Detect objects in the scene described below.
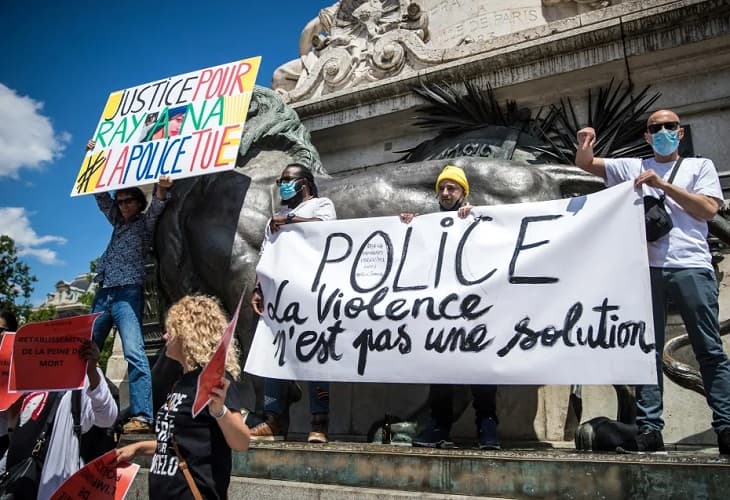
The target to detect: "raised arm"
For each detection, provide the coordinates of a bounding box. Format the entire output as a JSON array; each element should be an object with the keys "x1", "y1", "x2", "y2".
[
  {"x1": 87, "y1": 139, "x2": 120, "y2": 225},
  {"x1": 79, "y1": 340, "x2": 118, "y2": 430},
  {"x1": 95, "y1": 192, "x2": 119, "y2": 224},
  {"x1": 144, "y1": 176, "x2": 173, "y2": 234},
  {"x1": 575, "y1": 127, "x2": 607, "y2": 179}
]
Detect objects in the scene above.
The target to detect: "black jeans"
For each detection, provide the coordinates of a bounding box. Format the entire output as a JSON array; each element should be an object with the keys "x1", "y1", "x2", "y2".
[{"x1": 428, "y1": 384, "x2": 497, "y2": 426}]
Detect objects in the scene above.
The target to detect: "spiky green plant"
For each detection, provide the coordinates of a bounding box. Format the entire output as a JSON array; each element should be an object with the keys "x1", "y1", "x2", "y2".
[
  {"x1": 531, "y1": 79, "x2": 661, "y2": 164},
  {"x1": 411, "y1": 80, "x2": 530, "y2": 132},
  {"x1": 401, "y1": 78, "x2": 660, "y2": 164}
]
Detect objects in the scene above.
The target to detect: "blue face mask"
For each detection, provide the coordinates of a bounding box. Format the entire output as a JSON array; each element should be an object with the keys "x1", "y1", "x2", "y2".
[
  {"x1": 279, "y1": 180, "x2": 300, "y2": 201},
  {"x1": 651, "y1": 129, "x2": 680, "y2": 156}
]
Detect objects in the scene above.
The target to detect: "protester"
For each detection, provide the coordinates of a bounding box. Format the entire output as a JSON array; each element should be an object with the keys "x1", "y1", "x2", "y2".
[
  {"x1": 250, "y1": 163, "x2": 337, "y2": 443},
  {"x1": 0, "y1": 311, "x2": 17, "y2": 334},
  {"x1": 86, "y1": 139, "x2": 172, "y2": 434},
  {"x1": 116, "y1": 295, "x2": 249, "y2": 499},
  {"x1": 400, "y1": 165, "x2": 501, "y2": 450},
  {"x1": 575, "y1": 110, "x2": 730, "y2": 454},
  {"x1": 4, "y1": 340, "x2": 117, "y2": 499}
]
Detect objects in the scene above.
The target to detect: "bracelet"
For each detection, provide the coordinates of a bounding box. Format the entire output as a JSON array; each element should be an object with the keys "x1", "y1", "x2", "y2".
[{"x1": 211, "y1": 406, "x2": 228, "y2": 419}]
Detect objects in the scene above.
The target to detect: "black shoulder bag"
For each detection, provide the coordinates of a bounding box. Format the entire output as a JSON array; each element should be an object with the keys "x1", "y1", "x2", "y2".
[
  {"x1": 0, "y1": 392, "x2": 63, "y2": 500},
  {"x1": 644, "y1": 157, "x2": 684, "y2": 242}
]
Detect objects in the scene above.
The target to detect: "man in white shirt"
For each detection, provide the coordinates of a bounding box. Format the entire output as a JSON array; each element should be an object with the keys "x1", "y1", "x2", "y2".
[
  {"x1": 6, "y1": 340, "x2": 118, "y2": 498},
  {"x1": 575, "y1": 109, "x2": 730, "y2": 454},
  {"x1": 250, "y1": 163, "x2": 336, "y2": 444}
]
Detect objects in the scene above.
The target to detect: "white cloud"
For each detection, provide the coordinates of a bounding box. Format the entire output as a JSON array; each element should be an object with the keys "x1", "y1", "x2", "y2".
[
  {"x1": 18, "y1": 247, "x2": 61, "y2": 265},
  {"x1": 0, "y1": 83, "x2": 71, "y2": 178},
  {"x1": 0, "y1": 207, "x2": 66, "y2": 265}
]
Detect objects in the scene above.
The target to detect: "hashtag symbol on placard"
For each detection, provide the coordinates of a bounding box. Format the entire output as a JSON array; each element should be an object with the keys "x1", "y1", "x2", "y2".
[{"x1": 75, "y1": 152, "x2": 106, "y2": 194}]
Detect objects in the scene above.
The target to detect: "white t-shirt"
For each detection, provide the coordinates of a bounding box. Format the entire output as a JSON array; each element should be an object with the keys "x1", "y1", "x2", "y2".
[
  {"x1": 604, "y1": 157, "x2": 723, "y2": 270},
  {"x1": 261, "y1": 197, "x2": 337, "y2": 253},
  {"x1": 16, "y1": 370, "x2": 118, "y2": 500}
]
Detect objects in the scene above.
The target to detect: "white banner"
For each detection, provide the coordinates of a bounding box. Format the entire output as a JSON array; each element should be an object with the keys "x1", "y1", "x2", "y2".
[{"x1": 245, "y1": 182, "x2": 657, "y2": 385}]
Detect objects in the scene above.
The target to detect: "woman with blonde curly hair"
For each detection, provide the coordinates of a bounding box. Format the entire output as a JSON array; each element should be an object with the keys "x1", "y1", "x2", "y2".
[{"x1": 116, "y1": 295, "x2": 250, "y2": 499}]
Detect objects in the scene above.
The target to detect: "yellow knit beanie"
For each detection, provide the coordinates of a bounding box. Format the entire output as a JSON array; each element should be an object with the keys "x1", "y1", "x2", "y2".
[{"x1": 435, "y1": 165, "x2": 469, "y2": 197}]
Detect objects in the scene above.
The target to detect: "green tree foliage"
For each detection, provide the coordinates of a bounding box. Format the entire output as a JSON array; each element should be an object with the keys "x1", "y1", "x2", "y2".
[
  {"x1": 27, "y1": 305, "x2": 58, "y2": 322},
  {"x1": 0, "y1": 235, "x2": 37, "y2": 321},
  {"x1": 78, "y1": 259, "x2": 99, "y2": 310}
]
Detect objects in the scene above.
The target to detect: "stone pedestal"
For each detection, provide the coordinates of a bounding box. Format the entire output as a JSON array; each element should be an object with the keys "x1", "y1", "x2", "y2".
[
  {"x1": 105, "y1": 332, "x2": 129, "y2": 409},
  {"x1": 271, "y1": 0, "x2": 730, "y2": 445}
]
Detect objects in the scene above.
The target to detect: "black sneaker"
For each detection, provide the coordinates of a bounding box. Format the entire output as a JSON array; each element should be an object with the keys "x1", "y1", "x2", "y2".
[
  {"x1": 413, "y1": 420, "x2": 454, "y2": 448},
  {"x1": 477, "y1": 417, "x2": 500, "y2": 450},
  {"x1": 719, "y1": 429, "x2": 730, "y2": 455},
  {"x1": 616, "y1": 429, "x2": 664, "y2": 453}
]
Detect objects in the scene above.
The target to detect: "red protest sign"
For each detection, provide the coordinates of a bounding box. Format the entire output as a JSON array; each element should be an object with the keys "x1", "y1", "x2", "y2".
[
  {"x1": 191, "y1": 296, "x2": 243, "y2": 417},
  {"x1": 9, "y1": 314, "x2": 98, "y2": 392},
  {"x1": 0, "y1": 333, "x2": 22, "y2": 411},
  {"x1": 50, "y1": 449, "x2": 140, "y2": 500}
]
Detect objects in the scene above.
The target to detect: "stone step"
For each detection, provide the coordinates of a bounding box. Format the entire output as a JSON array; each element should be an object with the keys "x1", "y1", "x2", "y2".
[
  {"x1": 125, "y1": 474, "x2": 498, "y2": 499},
  {"x1": 123, "y1": 436, "x2": 730, "y2": 498}
]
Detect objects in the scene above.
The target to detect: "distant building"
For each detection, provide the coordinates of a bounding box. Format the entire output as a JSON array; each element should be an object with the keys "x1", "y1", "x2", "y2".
[{"x1": 37, "y1": 272, "x2": 97, "y2": 318}]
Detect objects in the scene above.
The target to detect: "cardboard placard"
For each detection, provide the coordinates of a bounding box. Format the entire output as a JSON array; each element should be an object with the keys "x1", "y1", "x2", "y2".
[
  {"x1": 191, "y1": 295, "x2": 243, "y2": 417},
  {"x1": 9, "y1": 314, "x2": 98, "y2": 392},
  {"x1": 72, "y1": 56, "x2": 261, "y2": 196},
  {"x1": 50, "y1": 450, "x2": 140, "y2": 500},
  {"x1": 0, "y1": 333, "x2": 22, "y2": 411}
]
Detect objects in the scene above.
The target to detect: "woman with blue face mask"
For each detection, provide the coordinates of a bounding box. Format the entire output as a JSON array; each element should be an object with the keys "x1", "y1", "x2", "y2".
[{"x1": 250, "y1": 163, "x2": 337, "y2": 444}]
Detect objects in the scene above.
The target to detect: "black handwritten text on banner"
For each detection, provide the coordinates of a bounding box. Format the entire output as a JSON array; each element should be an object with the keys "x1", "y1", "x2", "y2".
[{"x1": 245, "y1": 182, "x2": 656, "y2": 385}]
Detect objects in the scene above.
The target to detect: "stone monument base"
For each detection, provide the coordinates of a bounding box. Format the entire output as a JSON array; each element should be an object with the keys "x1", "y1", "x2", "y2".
[{"x1": 121, "y1": 437, "x2": 730, "y2": 499}]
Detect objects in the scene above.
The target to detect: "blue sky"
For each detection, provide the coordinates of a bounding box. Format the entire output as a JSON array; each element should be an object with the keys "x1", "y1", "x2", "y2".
[{"x1": 0, "y1": 0, "x2": 332, "y2": 305}]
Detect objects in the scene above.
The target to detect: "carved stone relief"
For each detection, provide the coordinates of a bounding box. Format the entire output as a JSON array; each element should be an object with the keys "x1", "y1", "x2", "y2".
[{"x1": 272, "y1": 0, "x2": 617, "y2": 103}]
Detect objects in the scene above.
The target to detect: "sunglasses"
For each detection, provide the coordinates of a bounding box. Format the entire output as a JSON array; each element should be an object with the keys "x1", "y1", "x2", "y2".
[
  {"x1": 438, "y1": 183, "x2": 462, "y2": 194},
  {"x1": 275, "y1": 176, "x2": 302, "y2": 186},
  {"x1": 116, "y1": 197, "x2": 137, "y2": 206},
  {"x1": 647, "y1": 122, "x2": 680, "y2": 134}
]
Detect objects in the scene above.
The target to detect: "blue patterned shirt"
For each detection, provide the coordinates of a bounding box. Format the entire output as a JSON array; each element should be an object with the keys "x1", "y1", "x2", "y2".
[{"x1": 94, "y1": 193, "x2": 167, "y2": 288}]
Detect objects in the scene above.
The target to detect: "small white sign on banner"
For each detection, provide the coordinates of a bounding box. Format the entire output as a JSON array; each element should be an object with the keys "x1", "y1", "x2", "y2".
[{"x1": 245, "y1": 182, "x2": 657, "y2": 385}]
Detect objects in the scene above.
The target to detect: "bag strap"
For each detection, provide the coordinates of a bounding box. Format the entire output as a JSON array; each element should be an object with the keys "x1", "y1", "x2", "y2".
[
  {"x1": 171, "y1": 437, "x2": 203, "y2": 500},
  {"x1": 666, "y1": 157, "x2": 684, "y2": 185},
  {"x1": 71, "y1": 390, "x2": 82, "y2": 439},
  {"x1": 32, "y1": 392, "x2": 64, "y2": 462},
  {"x1": 71, "y1": 389, "x2": 83, "y2": 468}
]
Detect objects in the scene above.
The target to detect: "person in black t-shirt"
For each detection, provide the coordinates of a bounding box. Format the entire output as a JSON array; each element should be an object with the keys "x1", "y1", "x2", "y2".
[{"x1": 116, "y1": 296, "x2": 250, "y2": 499}]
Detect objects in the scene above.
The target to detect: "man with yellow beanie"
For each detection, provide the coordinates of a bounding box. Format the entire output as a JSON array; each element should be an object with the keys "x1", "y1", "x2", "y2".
[
  {"x1": 400, "y1": 164, "x2": 500, "y2": 450},
  {"x1": 436, "y1": 164, "x2": 470, "y2": 201}
]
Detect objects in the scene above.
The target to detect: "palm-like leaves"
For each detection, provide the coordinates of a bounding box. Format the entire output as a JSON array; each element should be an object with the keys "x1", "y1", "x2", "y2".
[
  {"x1": 412, "y1": 81, "x2": 530, "y2": 132},
  {"x1": 403, "y1": 79, "x2": 660, "y2": 164},
  {"x1": 532, "y1": 80, "x2": 661, "y2": 164}
]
